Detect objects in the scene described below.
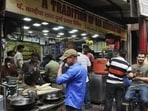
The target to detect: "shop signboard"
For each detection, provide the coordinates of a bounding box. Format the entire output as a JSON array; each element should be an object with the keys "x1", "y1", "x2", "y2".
[
  {"x1": 138, "y1": 0, "x2": 148, "y2": 17},
  {"x1": 5, "y1": 0, "x2": 127, "y2": 41}
]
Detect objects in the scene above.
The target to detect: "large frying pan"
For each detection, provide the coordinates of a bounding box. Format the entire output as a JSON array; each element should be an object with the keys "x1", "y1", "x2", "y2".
[
  {"x1": 42, "y1": 92, "x2": 65, "y2": 103},
  {"x1": 10, "y1": 97, "x2": 35, "y2": 109}
]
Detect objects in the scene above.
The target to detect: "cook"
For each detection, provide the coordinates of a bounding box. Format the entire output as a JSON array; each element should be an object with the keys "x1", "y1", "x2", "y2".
[{"x1": 22, "y1": 52, "x2": 45, "y2": 85}]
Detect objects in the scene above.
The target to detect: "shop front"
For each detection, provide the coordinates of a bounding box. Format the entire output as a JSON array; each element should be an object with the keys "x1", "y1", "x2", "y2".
[{"x1": 0, "y1": 0, "x2": 129, "y2": 109}]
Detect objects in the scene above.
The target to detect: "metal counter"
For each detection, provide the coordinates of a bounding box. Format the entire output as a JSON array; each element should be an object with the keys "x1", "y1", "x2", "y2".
[
  {"x1": 37, "y1": 99, "x2": 64, "y2": 111},
  {"x1": 6, "y1": 85, "x2": 65, "y2": 111},
  {"x1": 89, "y1": 73, "x2": 107, "y2": 104}
]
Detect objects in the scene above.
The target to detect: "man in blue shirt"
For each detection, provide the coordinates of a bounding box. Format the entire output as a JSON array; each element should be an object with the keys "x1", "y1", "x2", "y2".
[{"x1": 56, "y1": 49, "x2": 87, "y2": 111}]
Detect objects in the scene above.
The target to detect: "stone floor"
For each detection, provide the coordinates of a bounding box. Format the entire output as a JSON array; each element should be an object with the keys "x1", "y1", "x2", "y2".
[{"x1": 82, "y1": 104, "x2": 104, "y2": 111}]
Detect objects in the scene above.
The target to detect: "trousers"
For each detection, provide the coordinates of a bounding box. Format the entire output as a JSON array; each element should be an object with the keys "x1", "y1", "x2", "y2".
[
  {"x1": 125, "y1": 85, "x2": 148, "y2": 103},
  {"x1": 103, "y1": 83, "x2": 125, "y2": 111},
  {"x1": 66, "y1": 105, "x2": 82, "y2": 111}
]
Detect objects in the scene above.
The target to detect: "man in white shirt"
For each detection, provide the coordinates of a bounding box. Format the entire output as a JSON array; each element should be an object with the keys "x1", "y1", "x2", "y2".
[
  {"x1": 76, "y1": 47, "x2": 92, "y2": 109},
  {"x1": 14, "y1": 44, "x2": 24, "y2": 80}
]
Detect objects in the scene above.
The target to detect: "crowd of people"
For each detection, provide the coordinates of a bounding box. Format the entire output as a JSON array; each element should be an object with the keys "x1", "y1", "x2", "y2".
[
  {"x1": 103, "y1": 50, "x2": 148, "y2": 111},
  {"x1": 1, "y1": 44, "x2": 148, "y2": 111},
  {"x1": 1, "y1": 44, "x2": 94, "y2": 110}
]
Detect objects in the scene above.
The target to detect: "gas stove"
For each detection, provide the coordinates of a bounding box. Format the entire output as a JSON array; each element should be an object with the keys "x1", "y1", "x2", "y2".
[
  {"x1": 1, "y1": 82, "x2": 17, "y2": 97},
  {"x1": 7, "y1": 99, "x2": 64, "y2": 111},
  {"x1": 7, "y1": 107, "x2": 39, "y2": 111}
]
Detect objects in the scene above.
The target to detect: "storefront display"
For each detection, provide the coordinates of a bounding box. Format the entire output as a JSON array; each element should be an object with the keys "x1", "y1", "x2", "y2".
[
  {"x1": 7, "y1": 41, "x2": 41, "y2": 60},
  {"x1": 0, "y1": 0, "x2": 129, "y2": 108}
]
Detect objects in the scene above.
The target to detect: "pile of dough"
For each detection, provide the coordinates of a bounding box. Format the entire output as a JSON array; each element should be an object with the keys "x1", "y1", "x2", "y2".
[
  {"x1": 36, "y1": 83, "x2": 51, "y2": 91},
  {"x1": 36, "y1": 83, "x2": 52, "y2": 95},
  {"x1": 36, "y1": 83, "x2": 61, "y2": 95}
]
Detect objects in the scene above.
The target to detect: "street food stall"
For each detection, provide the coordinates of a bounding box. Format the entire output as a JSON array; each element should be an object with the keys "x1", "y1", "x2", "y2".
[
  {"x1": 1, "y1": 80, "x2": 65, "y2": 111},
  {"x1": 0, "y1": 0, "x2": 128, "y2": 109}
]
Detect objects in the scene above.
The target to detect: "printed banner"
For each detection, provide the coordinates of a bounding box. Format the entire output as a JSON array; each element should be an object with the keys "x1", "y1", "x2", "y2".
[{"x1": 5, "y1": 0, "x2": 127, "y2": 40}]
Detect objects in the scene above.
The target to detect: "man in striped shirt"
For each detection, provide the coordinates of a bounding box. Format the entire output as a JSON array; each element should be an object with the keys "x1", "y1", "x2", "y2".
[{"x1": 103, "y1": 49, "x2": 133, "y2": 111}]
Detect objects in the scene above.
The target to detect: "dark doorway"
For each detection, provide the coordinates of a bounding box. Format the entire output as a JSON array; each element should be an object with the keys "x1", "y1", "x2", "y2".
[{"x1": 131, "y1": 31, "x2": 139, "y2": 64}]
